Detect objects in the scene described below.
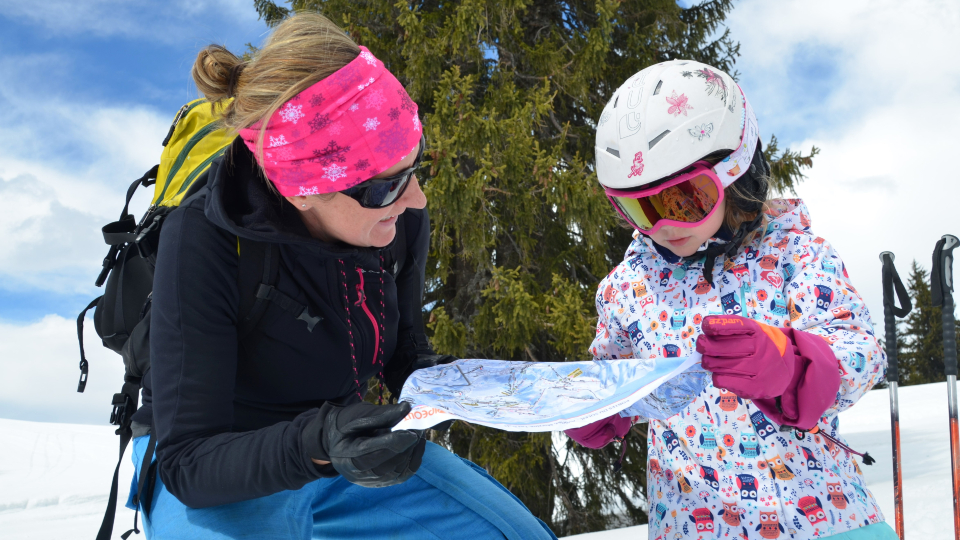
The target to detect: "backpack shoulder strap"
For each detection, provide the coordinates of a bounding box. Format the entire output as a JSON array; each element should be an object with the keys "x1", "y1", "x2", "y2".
[
  {"x1": 237, "y1": 237, "x2": 279, "y2": 335},
  {"x1": 236, "y1": 237, "x2": 324, "y2": 334}
]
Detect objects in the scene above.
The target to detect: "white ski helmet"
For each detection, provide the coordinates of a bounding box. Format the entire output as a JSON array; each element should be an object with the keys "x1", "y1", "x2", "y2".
[{"x1": 595, "y1": 60, "x2": 759, "y2": 190}]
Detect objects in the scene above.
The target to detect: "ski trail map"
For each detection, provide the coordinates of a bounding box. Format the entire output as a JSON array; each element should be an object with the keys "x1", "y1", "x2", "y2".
[{"x1": 393, "y1": 354, "x2": 700, "y2": 432}]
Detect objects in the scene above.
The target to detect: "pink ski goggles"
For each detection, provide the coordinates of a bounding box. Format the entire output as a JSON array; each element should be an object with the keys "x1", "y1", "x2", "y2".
[{"x1": 605, "y1": 162, "x2": 724, "y2": 234}]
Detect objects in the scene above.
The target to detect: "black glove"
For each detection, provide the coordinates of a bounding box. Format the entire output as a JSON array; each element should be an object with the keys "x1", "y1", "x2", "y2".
[{"x1": 310, "y1": 401, "x2": 425, "y2": 488}]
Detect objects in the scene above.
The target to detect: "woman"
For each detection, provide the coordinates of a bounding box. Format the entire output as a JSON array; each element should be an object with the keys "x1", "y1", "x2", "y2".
[
  {"x1": 565, "y1": 60, "x2": 896, "y2": 539},
  {"x1": 126, "y1": 12, "x2": 556, "y2": 540}
]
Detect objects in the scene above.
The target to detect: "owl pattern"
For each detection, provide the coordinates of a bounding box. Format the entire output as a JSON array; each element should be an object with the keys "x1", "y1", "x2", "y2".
[{"x1": 590, "y1": 200, "x2": 885, "y2": 538}]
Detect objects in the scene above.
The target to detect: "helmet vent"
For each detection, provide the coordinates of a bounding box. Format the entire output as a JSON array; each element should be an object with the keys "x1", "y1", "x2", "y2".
[
  {"x1": 614, "y1": 95, "x2": 619, "y2": 108},
  {"x1": 648, "y1": 130, "x2": 671, "y2": 149},
  {"x1": 605, "y1": 147, "x2": 621, "y2": 158},
  {"x1": 653, "y1": 80, "x2": 663, "y2": 95}
]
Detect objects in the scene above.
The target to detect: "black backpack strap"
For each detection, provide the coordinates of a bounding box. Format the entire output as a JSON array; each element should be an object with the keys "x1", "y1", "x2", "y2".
[
  {"x1": 95, "y1": 375, "x2": 141, "y2": 540},
  {"x1": 95, "y1": 426, "x2": 133, "y2": 540},
  {"x1": 237, "y1": 237, "x2": 280, "y2": 335},
  {"x1": 118, "y1": 431, "x2": 158, "y2": 540},
  {"x1": 254, "y1": 284, "x2": 323, "y2": 332},
  {"x1": 96, "y1": 166, "x2": 160, "y2": 281},
  {"x1": 76, "y1": 296, "x2": 102, "y2": 393},
  {"x1": 237, "y1": 237, "x2": 323, "y2": 334}
]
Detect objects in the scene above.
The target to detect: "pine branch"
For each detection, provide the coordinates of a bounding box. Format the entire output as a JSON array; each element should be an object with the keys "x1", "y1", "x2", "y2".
[
  {"x1": 763, "y1": 134, "x2": 820, "y2": 196},
  {"x1": 253, "y1": 0, "x2": 290, "y2": 26}
]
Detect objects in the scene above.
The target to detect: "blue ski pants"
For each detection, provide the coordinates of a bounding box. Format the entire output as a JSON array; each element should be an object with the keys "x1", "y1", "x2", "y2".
[{"x1": 126, "y1": 435, "x2": 557, "y2": 540}]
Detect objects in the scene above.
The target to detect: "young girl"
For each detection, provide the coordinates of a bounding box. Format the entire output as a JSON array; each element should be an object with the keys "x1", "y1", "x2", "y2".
[{"x1": 565, "y1": 61, "x2": 896, "y2": 539}]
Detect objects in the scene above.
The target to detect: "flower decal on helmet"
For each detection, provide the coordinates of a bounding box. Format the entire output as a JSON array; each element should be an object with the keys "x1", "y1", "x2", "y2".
[
  {"x1": 689, "y1": 123, "x2": 713, "y2": 141},
  {"x1": 627, "y1": 151, "x2": 644, "y2": 178},
  {"x1": 666, "y1": 90, "x2": 693, "y2": 117},
  {"x1": 681, "y1": 67, "x2": 729, "y2": 103}
]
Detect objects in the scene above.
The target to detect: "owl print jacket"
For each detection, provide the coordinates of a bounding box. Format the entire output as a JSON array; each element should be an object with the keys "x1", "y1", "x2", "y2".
[{"x1": 590, "y1": 199, "x2": 885, "y2": 539}]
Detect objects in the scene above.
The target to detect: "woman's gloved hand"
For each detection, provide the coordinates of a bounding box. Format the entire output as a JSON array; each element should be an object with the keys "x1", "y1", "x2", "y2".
[
  {"x1": 696, "y1": 315, "x2": 841, "y2": 431},
  {"x1": 308, "y1": 401, "x2": 425, "y2": 488},
  {"x1": 564, "y1": 414, "x2": 635, "y2": 449}
]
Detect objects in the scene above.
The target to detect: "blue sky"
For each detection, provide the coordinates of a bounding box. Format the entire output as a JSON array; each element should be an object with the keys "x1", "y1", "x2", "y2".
[
  {"x1": 1, "y1": 0, "x2": 957, "y2": 424},
  {"x1": 0, "y1": 1, "x2": 267, "y2": 321}
]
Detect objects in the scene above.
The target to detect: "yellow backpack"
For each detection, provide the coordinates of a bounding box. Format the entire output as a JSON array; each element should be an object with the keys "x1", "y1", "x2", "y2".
[{"x1": 153, "y1": 98, "x2": 237, "y2": 208}]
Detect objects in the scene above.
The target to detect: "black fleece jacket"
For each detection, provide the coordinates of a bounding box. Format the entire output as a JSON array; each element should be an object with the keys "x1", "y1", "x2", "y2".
[{"x1": 135, "y1": 139, "x2": 431, "y2": 508}]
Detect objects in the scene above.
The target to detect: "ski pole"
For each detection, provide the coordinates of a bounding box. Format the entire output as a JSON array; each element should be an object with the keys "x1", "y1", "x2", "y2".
[
  {"x1": 881, "y1": 251, "x2": 912, "y2": 540},
  {"x1": 932, "y1": 234, "x2": 960, "y2": 540}
]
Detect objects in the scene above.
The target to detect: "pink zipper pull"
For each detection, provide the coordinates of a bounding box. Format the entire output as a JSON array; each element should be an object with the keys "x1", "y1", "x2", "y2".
[{"x1": 354, "y1": 267, "x2": 380, "y2": 365}]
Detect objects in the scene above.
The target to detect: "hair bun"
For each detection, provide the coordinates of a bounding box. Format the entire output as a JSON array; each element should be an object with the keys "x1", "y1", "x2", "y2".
[{"x1": 192, "y1": 45, "x2": 242, "y2": 103}]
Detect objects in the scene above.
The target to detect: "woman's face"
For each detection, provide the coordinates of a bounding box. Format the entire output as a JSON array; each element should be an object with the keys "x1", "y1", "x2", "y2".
[
  {"x1": 286, "y1": 146, "x2": 427, "y2": 247},
  {"x1": 648, "y1": 198, "x2": 726, "y2": 257}
]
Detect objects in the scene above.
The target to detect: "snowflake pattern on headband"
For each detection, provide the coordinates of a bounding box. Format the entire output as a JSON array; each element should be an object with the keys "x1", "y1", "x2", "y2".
[
  {"x1": 323, "y1": 163, "x2": 348, "y2": 182},
  {"x1": 375, "y1": 122, "x2": 412, "y2": 156},
  {"x1": 238, "y1": 46, "x2": 420, "y2": 196},
  {"x1": 364, "y1": 89, "x2": 386, "y2": 110},
  {"x1": 398, "y1": 89, "x2": 416, "y2": 113},
  {"x1": 312, "y1": 140, "x2": 350, "y2": 166},
  {"x1": 278, "y1": 103, "x2": 304, "y2": 124},
  {"x1": 308, "y1": 113, "x2": 331, "y2": 134},
  {"x1": 360, "y1": 50, "x2": 377, "y2": 65}
]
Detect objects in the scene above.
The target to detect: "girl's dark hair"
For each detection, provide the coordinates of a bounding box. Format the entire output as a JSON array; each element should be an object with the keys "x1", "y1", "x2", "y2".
[
  {"x1": 723, "y1": 155, "x2": 769, "y2": 230},
  {"x1": 695, "y1": 141, "x2": 771, "y2": 283}
]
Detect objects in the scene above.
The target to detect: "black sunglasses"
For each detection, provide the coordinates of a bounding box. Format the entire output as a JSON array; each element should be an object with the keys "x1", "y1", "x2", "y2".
[{"x1": 341, "y1": 135, "x2": 425, "y2": 209}]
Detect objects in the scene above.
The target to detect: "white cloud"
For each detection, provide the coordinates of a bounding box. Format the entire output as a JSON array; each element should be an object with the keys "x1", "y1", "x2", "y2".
[
  {"x1": 0, "y1": 315, "x2": 125, "y2": 425},
  {"x1": 0, "y1": 51, "x2": 170, "y2": 293},
  {"x1": 0, "y1": 174, "x2": 117, "y2": 294},
  {"x1": 0, "y1": 0, "x2": 262, "y2": 44},
  {"x1": 726, "y1": 0, "x2": 960, "y2": 334}
]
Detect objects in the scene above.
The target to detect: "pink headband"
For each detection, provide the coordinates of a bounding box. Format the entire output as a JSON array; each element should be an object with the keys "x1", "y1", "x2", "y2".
[{"x1": 239, "y1": 46, "x2": 421, "y2": 197}]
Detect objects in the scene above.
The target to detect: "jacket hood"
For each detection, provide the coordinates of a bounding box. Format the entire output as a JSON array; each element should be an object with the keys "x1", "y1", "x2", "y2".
[
  {"x1": 623, "y1": 198, "x2": 812, "y2": 262},
  {"x1": 204, "y1": 137, "x2": 387, "y2": 257}
]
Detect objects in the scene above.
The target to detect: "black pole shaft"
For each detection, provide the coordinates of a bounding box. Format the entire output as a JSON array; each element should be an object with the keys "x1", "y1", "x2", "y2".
[
  {"x1": 946, "y1": 286, "x2": 957, "y2": 378},
  {"x1": 933, "y1": 234, "x2": 959, "y2": 540},
  {"x1": 881, "y1": 251, "x2": 906, "y2": 539}
]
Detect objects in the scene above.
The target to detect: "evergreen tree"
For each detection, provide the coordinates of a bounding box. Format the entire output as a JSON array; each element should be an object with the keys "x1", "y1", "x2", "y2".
[
  {"x1": 254, "y1": 1, "x2": 817, "y2": 533},
  {"x1": 898, "y1": 261, "x2": 960, "y2": 386}
]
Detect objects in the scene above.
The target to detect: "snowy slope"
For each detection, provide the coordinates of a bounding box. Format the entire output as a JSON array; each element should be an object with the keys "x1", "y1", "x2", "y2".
[{"x1": 0, "y1": 382, "x2": 953, "y2": 539}]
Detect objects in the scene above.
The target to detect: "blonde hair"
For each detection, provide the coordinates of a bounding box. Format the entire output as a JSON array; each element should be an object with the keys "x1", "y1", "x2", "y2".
[{"x1": 191, "y1": 12, "x2": 360, "y2": 164}]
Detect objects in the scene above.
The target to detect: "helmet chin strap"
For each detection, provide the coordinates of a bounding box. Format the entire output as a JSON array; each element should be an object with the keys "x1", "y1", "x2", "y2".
[{"x1": 694, "y1": 211, "x2": 766, "y2": 286}]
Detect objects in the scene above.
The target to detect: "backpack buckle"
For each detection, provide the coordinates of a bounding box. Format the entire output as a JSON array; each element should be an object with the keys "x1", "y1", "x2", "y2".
[
  {"x1": 135, "y1": 215, "x2": 164, "y2": 259},
  {"x1": 110, "y1": 392, "x2": 135, "y2": 427}
]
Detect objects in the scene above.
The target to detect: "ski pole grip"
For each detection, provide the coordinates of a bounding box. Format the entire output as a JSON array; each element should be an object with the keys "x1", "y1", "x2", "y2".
[
  {"x1": 933, "y1": 235, "x2": 958, "y2": 377},
  {"x1": 880, "y1": 252, "x2": 900, "y2": 383}
]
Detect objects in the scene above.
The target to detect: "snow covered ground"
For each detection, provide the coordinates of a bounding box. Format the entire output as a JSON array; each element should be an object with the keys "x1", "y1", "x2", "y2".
[{"x1": 0, "y1": 382, "x2": 953, "y2": 539}]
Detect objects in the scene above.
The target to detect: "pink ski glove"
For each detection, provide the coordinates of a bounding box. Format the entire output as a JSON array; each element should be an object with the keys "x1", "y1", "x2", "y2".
[
  {"x1": 564, "y1": 414, "x2": 634, "y2": 449},
  {"x1": 696, "y1": 315, "x2": 841, "y2": 431}
]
